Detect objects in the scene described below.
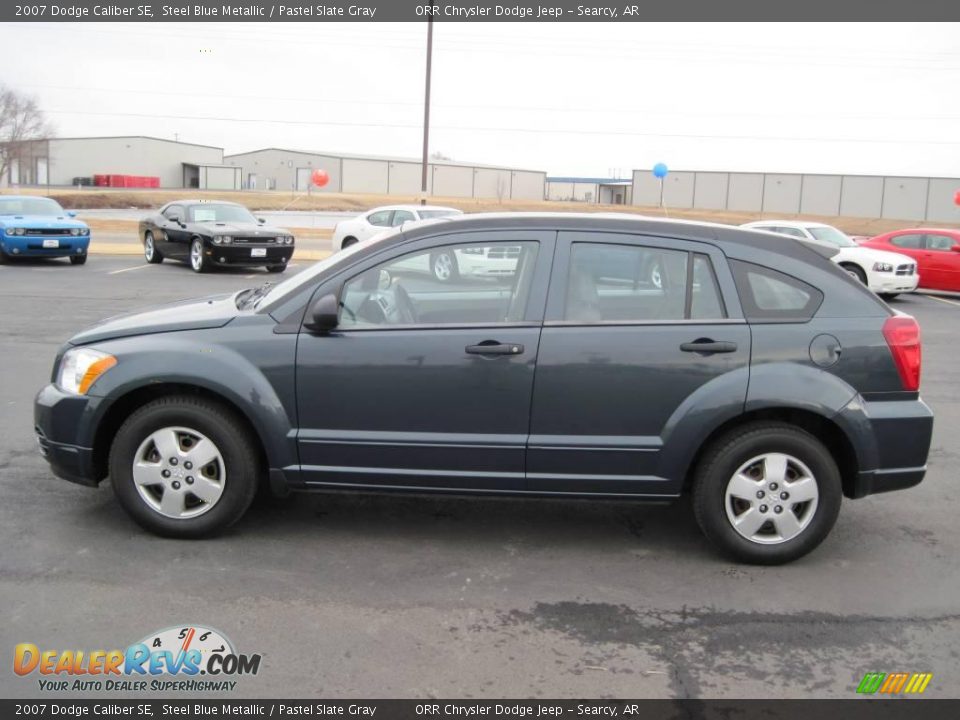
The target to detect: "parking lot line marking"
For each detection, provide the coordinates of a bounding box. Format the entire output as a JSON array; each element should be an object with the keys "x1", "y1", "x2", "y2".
[
  {"x1": 108, "y1": 264, "x2": 150, "y2": 275},
  {"x1": 925, "y1": 295, "x2": 960, "y2": 308}
]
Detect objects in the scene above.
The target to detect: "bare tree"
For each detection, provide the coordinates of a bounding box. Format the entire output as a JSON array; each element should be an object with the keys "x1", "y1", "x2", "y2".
[
  {"x1": 429, "y1": 151, "x2": 452, "y2": 161},
  {"x1": 0, "y1": 86, "x2": 51, "y2": 185}
]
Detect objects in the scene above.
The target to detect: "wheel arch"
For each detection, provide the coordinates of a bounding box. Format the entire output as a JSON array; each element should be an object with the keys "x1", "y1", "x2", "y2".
[
  {"x1": 91, "y1": 382, "x2": 274, "y2": 493},
  {"x1": 681, "y1": 407, "x2": 861, "y2": 499}
]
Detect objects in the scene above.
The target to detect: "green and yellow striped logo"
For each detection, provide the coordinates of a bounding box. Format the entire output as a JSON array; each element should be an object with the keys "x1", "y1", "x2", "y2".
[{"x1": 857, "y1": 672, "x2": 933, "y2": 694}]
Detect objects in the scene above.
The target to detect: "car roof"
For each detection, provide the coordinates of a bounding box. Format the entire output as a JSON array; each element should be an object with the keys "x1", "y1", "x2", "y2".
[
  {"x1": 885, "y1": 227, "x2": 960, "y2": 234},
  {"x1": 164, "y1": 200, "x2": 243, "y2": 207},
  {"x1": 368, "y1": 204, "x2": 461, "y2": 213},
  {"x1": 743, "y1": 220, "x2": 833, "y2": 229},
  {"x1": 0, "y1": 195, "x2": 59, "y2": 201}
]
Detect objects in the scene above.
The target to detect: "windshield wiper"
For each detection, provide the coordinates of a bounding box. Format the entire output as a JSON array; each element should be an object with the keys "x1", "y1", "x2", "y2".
[{"x1": 238, "y1": 282, "x2": 275, "y2": 309}]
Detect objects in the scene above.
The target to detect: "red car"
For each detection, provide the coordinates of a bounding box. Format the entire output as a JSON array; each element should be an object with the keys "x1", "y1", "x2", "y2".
[{"x1": 862, "y1": 228, "x2": 960, "y2": 292}]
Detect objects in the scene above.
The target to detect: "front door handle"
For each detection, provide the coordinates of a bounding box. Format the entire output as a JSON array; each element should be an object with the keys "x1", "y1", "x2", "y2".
[
  {"x1": 466, "y1": 341, "x2": 524, "y2": 356},
  {"x1": 680, "y1": 339, "x2": 737, "y2": 354}
]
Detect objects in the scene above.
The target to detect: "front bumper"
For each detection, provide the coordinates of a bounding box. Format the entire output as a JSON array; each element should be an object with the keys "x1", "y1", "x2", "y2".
[
  {"x1": 1, "y1": 235, "x2": 90, "y2": 258},
  {"x1": 34, "y1": 383, "x2": 107, "y2": 487},
  {"x1": 205, "y1": 244, "x2": 294, "y2": 267},
  {"x1": 868, "y1": 270, "x2": 919, "y2": 294},
  {"x1": 837, "y1": 395, "x2": 934, "y2": 498}
]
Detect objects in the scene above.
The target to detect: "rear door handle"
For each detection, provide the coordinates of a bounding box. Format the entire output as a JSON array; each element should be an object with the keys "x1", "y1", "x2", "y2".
[
  {"x1": 466, "y1": 341, "x2": 524, "y2": 356},
  {"x1": 680, "y1": 339, "x2": 737, "y2": 354}
]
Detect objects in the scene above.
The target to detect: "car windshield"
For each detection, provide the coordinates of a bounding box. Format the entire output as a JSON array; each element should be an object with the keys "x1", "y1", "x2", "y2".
[
  {"x1": 0, "y1": 197, "x2": 67, "y2": 216},
  {"x1": 188, "y1": 203, "x2": 257, "y2": 224},
  {"x1": 418, "y1": 209, "x2": 462, "y2": 219},
  {"x1": 807, "y1": 226, "x2": 856, "y2": 248}
]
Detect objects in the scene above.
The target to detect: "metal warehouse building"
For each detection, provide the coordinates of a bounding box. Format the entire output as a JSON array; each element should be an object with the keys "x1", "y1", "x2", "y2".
[
  {"x1": 546, "y1": 176, "x2": 633, "y2": 205},
  {"x1": 631, "y1": 169, "x2": 960, "y2": 223},
  {"x1": 1, "y1": 136, "x2": 232, "y2": 189},
  {"x1": 222, "y1": 148, "x2": 547, "y2": 200}
]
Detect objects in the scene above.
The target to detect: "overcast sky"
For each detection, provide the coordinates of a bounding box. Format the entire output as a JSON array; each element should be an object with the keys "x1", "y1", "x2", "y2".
[{"x1": 2, "y1": 22, "x2": 959, "y2": 178}]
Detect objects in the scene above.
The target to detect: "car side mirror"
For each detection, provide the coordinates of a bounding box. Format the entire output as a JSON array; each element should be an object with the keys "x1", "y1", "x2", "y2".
[
  {"x1": 306, "y1": 293, "x2": 340, "y2": 333},
  {"x1": 257, "y1": 217, "x2": 266, "y2": 224},
  {"x1": 168, "y1": 215, "x2": 180, "y2": 224},
  {"x1": 950, "y1": 245, "x2": 960, "y2": 253},
  {"x1": 66, "y1": 211, "x2": 77, "y2": 218}
]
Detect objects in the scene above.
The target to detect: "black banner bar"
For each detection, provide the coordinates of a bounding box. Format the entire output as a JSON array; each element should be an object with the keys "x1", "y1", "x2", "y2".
[
  {"x1": 2, "y1": 700, "x2": 960, "y2": 719},
  {"x1": 2, "y1": 0, "x2": 960, "y2": 22}
]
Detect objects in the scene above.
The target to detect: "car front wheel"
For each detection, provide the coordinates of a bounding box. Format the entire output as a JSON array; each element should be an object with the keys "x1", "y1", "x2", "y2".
[
  {"x1": 267, "y1": 264, "x2": 286, "y2": 273},
  {"x1": 190, "y1": 238, "x2": 208, "y2": 273},
  {"x1": 430, "y1": 250, "x2": 459, "y2": 282},
  {"x1": 692, "y1": 422, "x2": 842, "y2": 564},
  {"x1": 109, "y1": 396, "x2": 259, "y2": 538},
  {"x1": 840, "y1": 263, "x2": 867, "y2": 285},
  {"x1": 69, "y1": 254, "x2": 87, "y2": 265},
  {"x1": 144, "y1": 232, "x2": 163, "y2": 264}
]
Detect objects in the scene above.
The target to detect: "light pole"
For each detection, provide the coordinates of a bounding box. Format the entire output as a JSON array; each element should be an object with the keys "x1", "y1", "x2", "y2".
[{"x1": 420, "y1": 17, "x2": 433, "y2": 206}]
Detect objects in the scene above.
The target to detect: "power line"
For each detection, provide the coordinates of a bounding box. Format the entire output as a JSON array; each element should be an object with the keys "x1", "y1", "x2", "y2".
[{"x1": 43, "y1": 108, "x2": 960, "y2": 145}]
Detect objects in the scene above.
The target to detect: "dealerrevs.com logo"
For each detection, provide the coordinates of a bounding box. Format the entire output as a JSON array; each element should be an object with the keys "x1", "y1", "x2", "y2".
[{"x1": 14, "y1": 625, "x2": 262, "y2": 693}]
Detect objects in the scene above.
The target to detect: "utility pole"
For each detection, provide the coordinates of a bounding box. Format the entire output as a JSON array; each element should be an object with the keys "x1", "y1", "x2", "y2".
[{"x1": 420, "y1": 17, "x2": 433, "y2": 206}]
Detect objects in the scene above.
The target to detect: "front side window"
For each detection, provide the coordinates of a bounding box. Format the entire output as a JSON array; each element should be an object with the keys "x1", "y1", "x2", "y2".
[
  {"x1": 563, "y1": 243, "x2": 726, "y2": 323},
  {"x1": 730, "y1": 260, "x2": 823, "y2": 321},
  {"x1": 391, "y1": 210, "x2": 416, "y2": 226},
  {"x1": 339, "y1": 241, "x2": 539, "y2": 328},
  {"x1": 164, "y1": 205, "x2": 185, "y2": 221},
  {"x1": 366, "y1": 210, "x2": 393, "y2": 227},
  {"x1": 890, "y1": 233, "x2": 923, "y2": 249},
  {"x1": 926, "y1": 234, "x2": 958, "y2": 252}
]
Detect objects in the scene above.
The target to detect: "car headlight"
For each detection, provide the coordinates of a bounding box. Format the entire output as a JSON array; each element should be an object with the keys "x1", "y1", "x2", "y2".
[
  {"x1": 57, "y1": 348, "x2": 117, "y2": 396},
  {"x1": 80, "y1": 228, "x2": 90, "y2": 236},
  {"x1": 285, "y1": 236, "x2": 294, "y2": 245},
  {"x1": 213, "y1": 237, "x2": 222, "y2": 245},
  {"x1": 70, "y1": 228, "x2": 80, "y2": 236},
  {"x1": 873, "y1": 262, "x2": 894, "y2": 273},
  {"x1": 3, "y1": 228, "x2": 13, "y2": 236},
  {"x1": 14, "y1": 227, "x2": 25, "y2": 236},
  {"x1": 222, "y1": 236, "x2": 232, "y2": 244}
]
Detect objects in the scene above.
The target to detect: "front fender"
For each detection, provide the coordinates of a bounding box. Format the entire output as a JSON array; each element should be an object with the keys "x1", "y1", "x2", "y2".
[{"x1": 85, "y1": 323, "x2": 299, "y2": 476}]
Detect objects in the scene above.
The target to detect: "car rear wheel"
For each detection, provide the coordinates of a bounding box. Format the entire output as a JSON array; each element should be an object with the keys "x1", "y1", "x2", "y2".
[
  {"x1": 109, "y1": 396, "x2": 259, "y2": 538},
  {"x1": 69, "y1": 255, "x2": 87, "y2": 265},
  {"x1": 840, "y1": 263, "x2": 867, "y2": 285},
  {"x1": 342, "y1": 237, "x2": 358, "y2": 250},
  {"x1": 879, "y1": 293, "x2": 899, "y2": 301},
  {"x1": 190, "y1": 238, "x2": 208, "y2": 273},
  {"x1": 430, "y1": 250, "x2": 459, "y2": 282},
  {"x1": 692, "y1": 422, "x2": 842, "y2": 565},
  {"x1": 144, "y1": 232, "x2": 163, "y2": 264},
  {"x1": 267, "y1": 264, "x2": 286, "y2": 273}
]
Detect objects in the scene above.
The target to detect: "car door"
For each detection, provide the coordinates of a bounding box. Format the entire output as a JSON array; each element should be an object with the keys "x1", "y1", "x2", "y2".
[
  {"x1": 294, "y1": 229, "x2": 554, "y2": 490},
  {"x1": 160, "y1": 204, "x2": 188, "y2": 258},
  {"x1": 527, "y1": 231, "x2": 750, "y2": 496},
  {"x1": 921, "y1": 233, "x2": 960, "y2": 291}
]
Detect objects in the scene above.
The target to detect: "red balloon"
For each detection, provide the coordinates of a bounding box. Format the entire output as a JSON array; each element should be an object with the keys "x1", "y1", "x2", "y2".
[
  {"x1": 954, "y1": 189, "x2": 960, "y2": 206},
  {"x1": 311, "y1": 169, "x2": 329, "y2": 187}
]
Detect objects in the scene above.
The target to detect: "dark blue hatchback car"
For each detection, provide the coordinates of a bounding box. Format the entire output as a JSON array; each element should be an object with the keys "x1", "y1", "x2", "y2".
[
  {"x1": 0, "y1": 195, "x2": 90, "y2": 264},
  {"x1": 34, "y1": 213, "x2": 933, "y2": 563}
]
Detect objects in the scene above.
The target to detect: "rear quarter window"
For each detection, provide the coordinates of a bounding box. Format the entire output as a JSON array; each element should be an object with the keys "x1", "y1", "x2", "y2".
[{"x1": 730, "y1": 260, "x2": 823, "y2": 322}]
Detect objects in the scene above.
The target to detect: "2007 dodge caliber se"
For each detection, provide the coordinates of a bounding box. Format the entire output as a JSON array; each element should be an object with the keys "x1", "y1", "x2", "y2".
[{"x1": 35, "y1": 214, "x2": 933, "y2": 564}]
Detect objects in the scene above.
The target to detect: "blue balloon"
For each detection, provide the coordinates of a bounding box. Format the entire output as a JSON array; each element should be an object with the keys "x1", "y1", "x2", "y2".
[{"x1": 652, "y1": 163, "x2": 669, "y2": 179}]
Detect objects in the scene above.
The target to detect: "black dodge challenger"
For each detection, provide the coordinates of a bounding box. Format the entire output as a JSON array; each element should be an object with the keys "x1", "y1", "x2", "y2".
[{"x1": 138, "y1": 200, "x2": 295, "y2": 273}]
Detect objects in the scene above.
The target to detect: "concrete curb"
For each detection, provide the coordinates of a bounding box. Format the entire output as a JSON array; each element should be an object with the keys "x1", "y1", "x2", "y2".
[{"x1": 89, "y1": 244, "x2": 331, "y2": 261}]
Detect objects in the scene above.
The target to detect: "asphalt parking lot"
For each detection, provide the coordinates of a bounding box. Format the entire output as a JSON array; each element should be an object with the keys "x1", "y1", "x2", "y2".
[{"x1": 2, "y1": 255, "x2": 959, "y2": 698}]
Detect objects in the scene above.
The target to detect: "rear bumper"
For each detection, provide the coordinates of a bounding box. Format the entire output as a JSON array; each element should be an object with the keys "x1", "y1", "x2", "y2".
[{"x1": 837, "y1": 395, "x2": 934, "y2": 498}]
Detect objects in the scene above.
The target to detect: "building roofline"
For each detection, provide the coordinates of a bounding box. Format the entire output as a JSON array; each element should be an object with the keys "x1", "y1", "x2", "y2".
[
  {"x1": 631, "y1": 168, "x2": 960, "y2": 182},
  {"x1": 51, "y1": 135, "x2": 224, "y2": 150},
  {"x1": 547, "y1": 176, "x2": 632, "y2": 184},
  {"x1": 222, "y1": 147, "x2": 545, "y2": 174}
]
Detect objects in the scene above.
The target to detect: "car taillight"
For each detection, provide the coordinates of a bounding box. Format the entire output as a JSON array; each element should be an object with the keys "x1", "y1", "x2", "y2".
[{"x1": 882, "y1": 315, "x2": 921, "y2": 391}]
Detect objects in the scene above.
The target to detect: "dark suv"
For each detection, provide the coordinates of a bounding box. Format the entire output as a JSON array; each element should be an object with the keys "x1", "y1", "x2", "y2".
[{"x1": 34, "y1": 214, "x2": 933, "y2": 564}]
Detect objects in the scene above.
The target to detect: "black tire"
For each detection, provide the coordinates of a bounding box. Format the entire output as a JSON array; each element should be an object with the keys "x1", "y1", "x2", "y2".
[
  {"x1": 189, "y1": 237, "x2": 208, "y2": 273},
  {"x1": 841, "y1": 263, "x2": 867, "y2": 285},
  {"x1": 144, "y1": 231, "x2": 163, "y2": 264},
  {"x1": 70, "y1": 254, "x2": 87, "y2": 265},
  {"x1": 879, "y1": 293, "x2": 899, "y2": 301},
  {"x1": 342, "y1": 237, "x2": 358, "y2": 250},
  {"x1": 108, "y1": 396, "x2": 260, "y2": 538},
  {"x1": 691, "y1": 422, "x2": 842, "y2": 565},
  {"x1": 430, "y1": 249, "x2": 460, "y2": 282},
  {"x1": 0, "y1": 246, "x2": 8, "y2": 264},
  {"x1": 266, "y1": 264, "x2": 286, "y2": 273}
]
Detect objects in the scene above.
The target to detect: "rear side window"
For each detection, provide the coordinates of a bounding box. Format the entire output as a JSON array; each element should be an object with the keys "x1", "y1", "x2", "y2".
[
  {"x1": 890, "y1": 233, "x2": 922, "y2": 249},
  {"x1": 563, "y1": 243, "x2": 727, "y2": 323},
  {"x1": 730, "y1": 260, "x2": 823, "y2": 321},
  {"x1": 926, "y1": 234, "x2": 957, "y2": 251}
]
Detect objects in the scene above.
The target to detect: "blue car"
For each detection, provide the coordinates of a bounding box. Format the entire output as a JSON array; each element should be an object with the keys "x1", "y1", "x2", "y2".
[{"x1": 0, "y1": 195, "x2": 90, "y2": 265}]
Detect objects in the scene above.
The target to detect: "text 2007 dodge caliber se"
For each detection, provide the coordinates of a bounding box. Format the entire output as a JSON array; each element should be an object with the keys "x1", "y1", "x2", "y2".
[{"x1": 35, "y1": 214, "x2": 934, "y2": 564}]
